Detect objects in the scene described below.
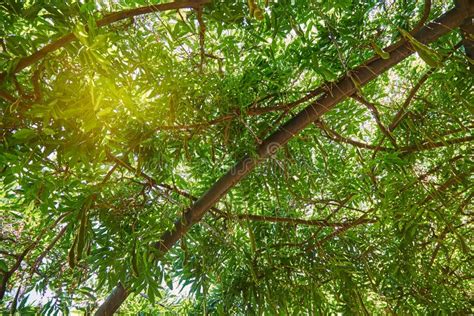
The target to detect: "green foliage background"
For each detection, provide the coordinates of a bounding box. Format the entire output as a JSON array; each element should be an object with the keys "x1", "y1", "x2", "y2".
[{"x1": 0, "y1": 0, "x2": 472, "y2": 314}]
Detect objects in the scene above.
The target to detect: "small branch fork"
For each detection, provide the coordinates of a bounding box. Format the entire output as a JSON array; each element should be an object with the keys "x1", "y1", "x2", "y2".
[
  {"x1": 106, "y1": 150, "x2": 366, "y2": 228},
  {"x1": 316, "y1": 118, "x2": 473, "y2": 154},
  {"x1": 351, "y1": 94, "x2": 398, "y2": 147}
]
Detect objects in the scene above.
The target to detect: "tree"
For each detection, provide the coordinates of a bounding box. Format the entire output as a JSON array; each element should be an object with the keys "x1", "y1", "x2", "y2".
[{"x1": 1, "y1": 0, "x2": 472, "y2": 314}]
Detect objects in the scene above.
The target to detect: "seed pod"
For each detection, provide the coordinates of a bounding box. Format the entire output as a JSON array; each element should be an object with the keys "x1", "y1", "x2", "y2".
[{"x1": 254, "y1": 8, "x2": 264, "y2": 21}]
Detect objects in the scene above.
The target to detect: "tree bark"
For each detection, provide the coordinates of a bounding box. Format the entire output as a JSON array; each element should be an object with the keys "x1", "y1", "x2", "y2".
[
  {"x1": 94, "y1": 283, "x2": 128, "y2": 316},
  {"x1": 457, "y1": 0, "x2": 474, "y2": 62},
  {"x1": 95, "y1": 4, "x2": 472, "y2": 315}
]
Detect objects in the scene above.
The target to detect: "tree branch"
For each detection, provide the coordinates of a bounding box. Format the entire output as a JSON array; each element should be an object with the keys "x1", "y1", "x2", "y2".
[
  {"x1": 389, "y1": 70, "x2": 434, "y2": 132},
  {"x1": 316, "y1": 119, "x2": 390, "y2": 151},
  {"x1": 0, "y1": 0, "x2": 211, "y2": 83},
  {"x1": 30, "y1": 224, "x2": 70, "y2": 274},
  {"x1": 236, "y1": 213, "x2": 376, "y2": 227},
  {"x1": 305, "y1": 214, "x2": 376, "y2": 251},
  {"x1": 400, "y1": 135, "x2": 473, "y2": 154},
  {"x1": 0, "y1": 90, "x2": 16, "y2": 103},
  {"x1": 351, "y1": 94, "x2": 398, "y2": 146},
  {"x1": 0, "y1": 212, "x2": 70, "y2": 300},
  {"x1": 196, "y1": 7, "x2": 206, "y2": 73},
  {"x1": 151, "y1": 88, "x2": 325, "y2": 132},
  {"x1": 420, "y1": 169, "x2": 471, "y2": 205}
]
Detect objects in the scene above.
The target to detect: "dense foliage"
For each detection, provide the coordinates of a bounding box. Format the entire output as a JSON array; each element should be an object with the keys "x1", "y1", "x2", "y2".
[{"x1": 0, "y1": 0, "x2": 472, "y2": 314}]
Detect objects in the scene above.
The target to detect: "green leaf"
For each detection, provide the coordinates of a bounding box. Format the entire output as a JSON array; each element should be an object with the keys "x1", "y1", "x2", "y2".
[
  {"x1": 43, "y1": 127, "x2": 56, "y2": 136},
  {"x1": 399, "y1": 28, "x2": 442, "y2": 67},
  {"x1": 13, "y1": 129, "x2": 36, "y2": 140},
  {"x1": 0, "y1": 260, "x2": 8, "y2": 272},
  {"x1": 371, "y1": 42, "x2": 390, "y2": 59}
]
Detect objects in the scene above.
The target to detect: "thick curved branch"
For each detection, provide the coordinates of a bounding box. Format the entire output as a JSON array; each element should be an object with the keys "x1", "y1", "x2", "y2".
[{"x1": 0, "y1": 0, "x2": 211, "y2": 83}]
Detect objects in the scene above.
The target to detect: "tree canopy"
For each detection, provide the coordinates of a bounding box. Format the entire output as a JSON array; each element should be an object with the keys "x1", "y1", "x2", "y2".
[{"x1": 0, "y1": 0, "x2": 473, "y2": 314}]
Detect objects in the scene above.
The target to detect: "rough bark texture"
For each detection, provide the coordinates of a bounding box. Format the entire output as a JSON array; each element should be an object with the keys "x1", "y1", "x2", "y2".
[
  {"x1": 457, "y1": 0, "x2": 474, "y2": 61},
  {"x1": 95, "y1": 3, "x2": 472, "y2": 315}
]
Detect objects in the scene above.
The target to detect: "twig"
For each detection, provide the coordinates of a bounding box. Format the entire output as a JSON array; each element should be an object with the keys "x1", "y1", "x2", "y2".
[
  {"x1": 316, "y1": 119, "x2": 389, "y2": 151},
  {"x1": 235, "y1": 213, "x2": 375, "y2": 227},
  {"x1": 196, "y1": 7, "x2": 206, "y2": 73},
  {"x1": 352, "y1": 94, "x2": 397, "y2": 147}
]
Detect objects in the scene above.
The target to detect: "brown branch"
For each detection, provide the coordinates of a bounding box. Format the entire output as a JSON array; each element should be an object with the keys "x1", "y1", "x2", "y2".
[
  {"x1": 389, "y1": 70, "x2": 434, "y2": 132},
  {"x1": 388, "y1": 41, "x2": 463, "y2": 134},
  {"x1": 0, "y1": 235, "x2": 16, "y2": 243},
  {"x1": 316, "y1": 119, "x2": 390, "y2": 151},
  {"x1": 0, "y1": 212, "x2": 70, "y2": 300},
  {"x1": 304, "y1": 161, "x2": 465, "y2": 252},
  {"x1": 10, "y1": 283, "x2": 21, "y2": 315},
  {"x1": 412, "y1": 0, "x2": 432, "y2": 34},
  {"x1": 420, "y1": 169, "x2": 471, "y2": 205},
  {"x1": 236, "y1": 213, "x2": 375, "y2": 227},
  {"x1": 456, "y1": 0, "x2": 474, "y2": 63},
  {"x1": 428, "y1": 226, "x2": 450, "y2": 268},
  {"x1": 30, "y1": 224, "x2": 70, "y2": 274},
  {"x1": 196, "y1": 7, "x2": 206, "y2": 73},
  {"x1": 460, "y1": 16, "x2": 474, "y2": 62},
  {"x1": 0, "y1": 90, "x2": 16, "y2": 103},
  {"x1": 32, "y1": 66, "x2": 43, "y2": 101},
  {"x1": 0, "y1": 250, "x2": 18, "y2": 258},
  {"x1": 400, "y1": 135, "x2": 474, "y2": 153},
  {"x1": 152, "y1": 88, "x2": 325, "y2": 132},
  {"x1": 97, "y1": 6, "x2": 471, "y2": 314},
  {"x1": 351, "y1": 94, "x2": 397, "y2": 146},
  {"x1": 306, "y1": 214, "x2": 376, "y2": 251},
  {"x1": 104, "y1": 150, "x2": 225, "y2": 217},
  {"x1": 318, "y1": 117, "x2": 471, "y2": 154},
  {"x1": 306, "y1": 163, "x2": 468, "y2": 253},
  {"x1": 12, "y1": 76, "x2": 25, "y2": 98},
  {"x1": 0, "y1": 0, "x2": 211, "y2": 83},
  {"x1": 398, "y1": 155, "x2": 464, "y2": 194},
  {"x1": 428, "y1": 191, "x2": 472, "y2": 269}
]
